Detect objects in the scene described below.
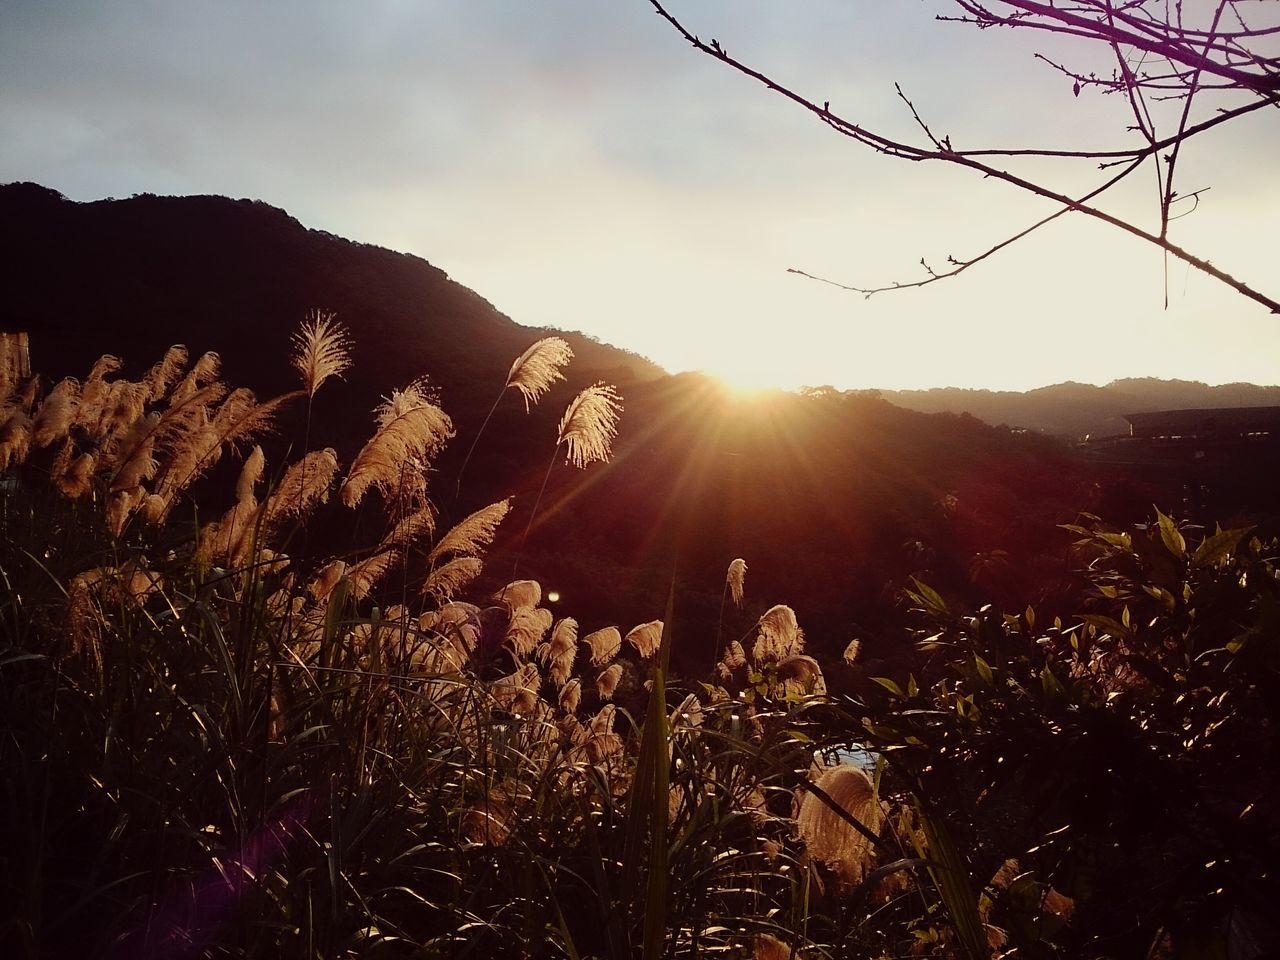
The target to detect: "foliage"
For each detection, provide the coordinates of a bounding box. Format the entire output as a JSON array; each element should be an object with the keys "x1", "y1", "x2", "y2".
[{"x1": 844, "y1": 513, "x2": 1280, "y2": 957}]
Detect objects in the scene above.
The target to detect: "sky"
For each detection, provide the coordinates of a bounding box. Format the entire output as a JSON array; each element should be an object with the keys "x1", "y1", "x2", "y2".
[{"x1": 2, "y1": 0, "x2": 1277, "y2": 392}]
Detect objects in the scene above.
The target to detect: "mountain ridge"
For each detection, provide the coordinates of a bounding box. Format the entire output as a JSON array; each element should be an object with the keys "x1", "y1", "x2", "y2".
[{"x1": 877, "y1": 377, "x2": 1280, "y2": 438}]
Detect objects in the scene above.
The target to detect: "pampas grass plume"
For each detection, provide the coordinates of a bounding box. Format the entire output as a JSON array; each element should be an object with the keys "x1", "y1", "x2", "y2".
[
  {"x1": 596, "y1": 662, "x2": 623, "y2": 701},
  {"x1": 796, "y1": 763, "x2": 883, "y2": 886},
  {"x1": 496, "y1": 578, "x2": 541, "y2": 611},
  {"x1": 506, "y1": 607, "x2": 552, "y2": 659},
  {"x1": 342, "y1": 379, "x2": 453, "y2": 508},
  {"x1": 32, "y1": 378, "x2": 79, "y2": 448},
  {"x1": 559, "y1": 677, "x2": 582, "y2": 714},
  {"x1": 263, "y1": 448, "x2": 339, "y2": 523},
  {"x1": 753, "y1": 604, "x2": 804, "y2": 664},
  {"x1": 626, "y1": 620, "x2": 663, "y2": 660},
  {"x1": 727, "y1": 558, "x2": 747, "y2": 608},
  {"x1": 506, "y1": 336, "x2": 573, "y2": 411},
  {"x1": 143, "y1": 345, "x2": 189, "y2": 402},
  {"x1": 583, "y1": 626, "x2": 621, "y2": 666},
  {"x1": 429, "y1": 499, "x2": 511, "y2": 563},
  {"x1": 557, "y1": 382, "x2": 622, "y2": 468},
  {"x1": 292, "y1": 309, "x2": 352, "y2": 398},
  {"x1": 422, "y1": 556, "x2": 483, "y2": 602}
]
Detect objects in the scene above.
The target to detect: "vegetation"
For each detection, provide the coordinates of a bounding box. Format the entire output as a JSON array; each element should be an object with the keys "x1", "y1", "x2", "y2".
[{"x1": 2, "y1": 323, "x2": 1277, "y2": 959}]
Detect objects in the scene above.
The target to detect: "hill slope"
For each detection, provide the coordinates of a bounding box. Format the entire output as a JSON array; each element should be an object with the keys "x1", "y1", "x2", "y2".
[{"x1": 0, "y1": 183, "x2": 1094, "y2": 663}]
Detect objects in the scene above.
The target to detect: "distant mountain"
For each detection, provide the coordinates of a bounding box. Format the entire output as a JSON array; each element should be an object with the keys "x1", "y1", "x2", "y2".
[
  {"x1": 0, "y1": 183, "x2": 1163, "y2": 668},
  {"x1": 880, "y1": 380, "x2": 1280, "y2": 438}
]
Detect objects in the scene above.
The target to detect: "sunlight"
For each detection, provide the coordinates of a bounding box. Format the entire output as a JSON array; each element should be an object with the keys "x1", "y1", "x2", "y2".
[{"x1": 704, "y1": 367, "x2": 793, "y2": 400}]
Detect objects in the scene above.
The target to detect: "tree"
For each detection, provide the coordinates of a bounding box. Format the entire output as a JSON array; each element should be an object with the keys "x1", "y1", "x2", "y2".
[{"x1": 647, "y1": 1, "x2": 1280, "y2": 312}]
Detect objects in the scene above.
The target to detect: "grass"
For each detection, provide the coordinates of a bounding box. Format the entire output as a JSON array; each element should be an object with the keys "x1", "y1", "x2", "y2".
[
  {"x1": 0, "y1": 327, "x2": 882, "y2": 959},
  {"x1": 9, "y1": 321, "x2": 1257, "y2": 957}
]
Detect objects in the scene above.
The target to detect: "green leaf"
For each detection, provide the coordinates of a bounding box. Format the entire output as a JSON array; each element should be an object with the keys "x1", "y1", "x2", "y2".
[
  {"x1": 973, "y1": 655, "x2": 994, "y2": 688},
  {"x1": 1155, "y1": 507, "x2": 1186, "y2": 559},
  {"x1": 1192, "y1": 526, "x2": 1251, "y2": 568},
  {"x1": 908, "y1": 577, "x2": 951, "y2": 620},
  {"x1": 871, "y1": 676, "x2": 907, "y2": 699}
]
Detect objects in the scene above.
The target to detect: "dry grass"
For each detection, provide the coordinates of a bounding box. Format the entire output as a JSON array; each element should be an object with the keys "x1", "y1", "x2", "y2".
[
  {"x1": 557, "y1": 382, "x2": 622, "y2": 468},
  {"x1": 506, "y1": 336, "x2": 573, "y2": 411}
]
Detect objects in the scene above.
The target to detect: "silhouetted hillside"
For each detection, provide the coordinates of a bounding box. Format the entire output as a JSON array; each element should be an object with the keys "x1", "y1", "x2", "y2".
[
  {"x1": 0, "y1": 183, "x2": 1109, "y2": 668},
  {"x1": 881, "y1": 379, "x2": 1280, "y2": 438}
]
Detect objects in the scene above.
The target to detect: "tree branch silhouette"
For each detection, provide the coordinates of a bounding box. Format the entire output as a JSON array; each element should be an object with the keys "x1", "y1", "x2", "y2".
[{"x1": 647, "y1": 0, "x2": 1280, "y2": 313}]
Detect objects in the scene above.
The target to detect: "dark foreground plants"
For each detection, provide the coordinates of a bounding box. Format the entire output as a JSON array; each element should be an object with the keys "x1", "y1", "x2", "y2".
[{"x1": 1, "y1": 328, "x2": 1277, "y2": 959}]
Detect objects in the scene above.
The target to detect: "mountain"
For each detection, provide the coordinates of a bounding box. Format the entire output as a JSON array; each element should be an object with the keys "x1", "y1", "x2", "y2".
[
  {"x1": 0, "y1": 183, "x2": 1130, "y2": 668},
  {"x1": 880, "y1": 379, "x2": 1280, "y2": 438}
]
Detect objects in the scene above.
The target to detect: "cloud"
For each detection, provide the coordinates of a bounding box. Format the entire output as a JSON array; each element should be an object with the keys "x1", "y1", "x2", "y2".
[{"x1": 2, "y1": 0, "x2": 1276, "y2": 390}]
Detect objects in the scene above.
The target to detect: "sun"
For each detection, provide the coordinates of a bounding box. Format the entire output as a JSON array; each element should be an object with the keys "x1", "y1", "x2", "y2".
[{"x1": 704, "y1": 366, "x2": 792, "y2": 399}]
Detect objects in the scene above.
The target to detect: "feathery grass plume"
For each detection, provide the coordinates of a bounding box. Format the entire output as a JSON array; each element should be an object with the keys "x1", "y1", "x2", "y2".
[
  {"x1": 429, "y1": 499, "x2": 511, "y2": 563},
  {"x1": 421, "y1": 556, "x2": 483, "y2": 602},
  {"x1": 462, "y1": 792, "x2": 512, "y2": 846},
  {"x1": 549, "y1": 616, "x2": 577, "y2": 655},
  {"x1": 547, "y1": 620, "x2": 578, "y2": 687},
  {"x1": 422, "y1": 601, "x2": 482, "y2": 660},
  {"x1": 493, "y1": 662, "x2": 541, "y2": 715},
  {"x1": 583, "y1": 626, "x2": 621, "y2": 666},
  {"x1": 154, "y1": 387, "x2": 297, "y2": 518},
  {"x1": 308, "y1": 559, "x2": 348, "y2": 601},
  {"x1": 596, "y1": 662, "x2": 623, "y2": 701},
  {"x1": 73, "y1": 355, "x2": 122, "y2": 433},
  {"x1": 506, "y1": 607, "x2": 552, "y2": 659},
  {"x1": 104, "y1": 411, "x2": 160, "y2": 489},
  {"x1": 342, "y1": 378, "x2": 454, "y2": 508},
  {"x1": 454, "y1": 337, "x2": 574, "y2": 496},
  {"x1": 142, "y1": 345, "x2": 189, "y2": 402},
  {"x1": 495, "y1": 578, "x2": 540, "y2": 612},
  {"x1": 16, "y1": 374, "x2": 39, "y2": 413},
  {"x1": 31, "y1": 377, "x2": 79, "y2": 447},
  {"x1": 52, "y1": 442, "x2": 95, "y2": 498},
  {"x1": 559, "y1": 677, "x2": 582, "y2": 714},
  {"x1": 507, "y1": 336, "x2": 573, "y2": 411},
  {"x1": 726, "y1": 558, "x2": 747, "y2": 608},
  {"x1": 347, "y1": 550, "x2": 396, "y2": 601},
  {"x1": 0, "y1": 409, "x2": 32, "y2": 470},
  {"x1": 198, "y1": 446, "x2": 266, "y2": 562},
  {"x1": 753, "y1": 933, "x2": 793, "y2": 960},
  {"x1": 626, "y1": 620, "x2": 663, "y2": 659},
  {"x1": 669, "y1": 692, "x2": 703, "y2": 729},
  {"x1": 0, "y1": 335, "x2": 21, "y2": 400},
  {"x1": 796, "y1": 763, "x2": 883, "y2": 887},
  {"x1": 556, "y1": 382, "x2": 623, "y2": 468},
  {"x1": 752, "y1": 604, "x2": 804, "y2": 665},
  {"x1": 90, "y1": 380, "x2": 150, "y2": 443},
  {"x1": 584, "y1": 703, "x2": 623, "y2": 763},
  {"x1": 778, "y1": 654, "x2": 827, "y2": 697},
  {"x1": 292, "y1": 309, "x2": 352, "y2": 398},
  {"x1": 723, "y1": 640, "x2": 747, "y2": 670},
  {"x1": 842, "y1": 638, "x2": 861, "y2": 665},
  {"x1": 385, "y1": 503, "x2": 436, "y2": 546},
  {"x1": 65, "y1": 569, "x2": 107, "y2": 676},
  {"x1": 169, "y1": 350, "x2": 220, "y2": 405},
  {"x1": 261, "y1": 448, "x2": 339, "y2": 525},
  {"x1": 105, "y1": 486, "x2": 145, "y2": 537},
  {"x1": 1041, "y1": 887, "x2": 1076, "y2": 921},
  {"x1": 235, "y1": 445, "x2": 267, "y2": 503}
]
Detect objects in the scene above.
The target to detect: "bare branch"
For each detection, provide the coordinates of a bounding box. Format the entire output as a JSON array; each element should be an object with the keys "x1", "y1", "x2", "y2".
[{"x1": 646, "y1": 0, "x2": 1280, "y2": 313}]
